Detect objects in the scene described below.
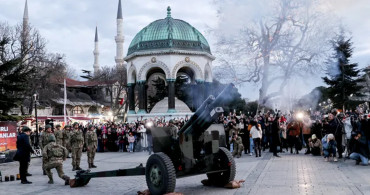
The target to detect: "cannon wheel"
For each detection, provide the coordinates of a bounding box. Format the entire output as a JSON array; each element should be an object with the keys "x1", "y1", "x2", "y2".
[
  {"x1": 145, "y1": 152, "x2": 176, "y2": 195},
  {"x1": 206, "y1": 147, "x2": 236, "y2": 186}
]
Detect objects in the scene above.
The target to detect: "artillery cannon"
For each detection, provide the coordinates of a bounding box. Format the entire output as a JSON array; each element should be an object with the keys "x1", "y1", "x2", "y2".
[{"x1": 70, "y1": 83, "x2": 236, "y2": 195}]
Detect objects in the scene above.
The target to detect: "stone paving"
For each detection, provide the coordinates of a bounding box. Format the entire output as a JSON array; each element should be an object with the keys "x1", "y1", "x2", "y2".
[{"x1": 0, "y1": 150, "x2": 369, "y2": 195}]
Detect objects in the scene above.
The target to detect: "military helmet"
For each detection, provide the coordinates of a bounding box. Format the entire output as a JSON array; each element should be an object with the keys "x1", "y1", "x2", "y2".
[
  {"x1": 48, "y1": 134, "x2": 56, "y2": 143},
  {"x1": 22, "y1": 126, "x2": 31, "y2": 132},
  {"x1": 169, "y1": 119, "x2": 174, "y2": 124},
  {"x1": 45, "y1": 124, "x2": 52, "y2": 129},
  {"x1": 55, "y1": 124, "x2": 61, "y2": 128},
  {"x1": 64, "y1": 125, "x2": 70, "y2": 128},
  {"x1": 73, "y1": 122, "x2": 79, "y2": 127}
]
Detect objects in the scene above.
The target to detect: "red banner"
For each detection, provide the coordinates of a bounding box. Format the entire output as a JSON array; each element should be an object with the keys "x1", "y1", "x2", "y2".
[{"x1": 0, "y1": 121, "x2": 18, "y2": 151}]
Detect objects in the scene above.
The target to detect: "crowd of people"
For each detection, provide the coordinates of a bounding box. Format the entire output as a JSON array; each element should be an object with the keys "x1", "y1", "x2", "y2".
[
  {"x1": 25, "y1": 108, "x2": 369, "y2": 166},
  {"x1": 219, "y1": 109, "x2": 369, "y2": 166},
  {"x1": 14, "y1": 108, "x2": 369, "y2": 184}
]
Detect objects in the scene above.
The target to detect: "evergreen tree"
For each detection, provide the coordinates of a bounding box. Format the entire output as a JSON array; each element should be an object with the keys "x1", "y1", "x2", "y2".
[
  {"x1": 322, "y1": 35, "x2": 364, "y2": 111},
  {"x1": 0, "y1": 56, "x2": 28, "y2": 113}
]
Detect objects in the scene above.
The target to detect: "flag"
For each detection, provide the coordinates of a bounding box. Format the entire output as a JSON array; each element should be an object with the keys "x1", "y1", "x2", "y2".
[
  {"x1": 64, "y1": 79, "x2": 67, "y2": 125},
  {"x1": 119, "y1": 98, "x2": 124, "y2": 105}
]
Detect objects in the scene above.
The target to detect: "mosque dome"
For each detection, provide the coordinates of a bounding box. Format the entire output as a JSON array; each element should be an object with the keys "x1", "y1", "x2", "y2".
[{"x1": 127, "y1": 6, "x2": 211, "y2": 56}]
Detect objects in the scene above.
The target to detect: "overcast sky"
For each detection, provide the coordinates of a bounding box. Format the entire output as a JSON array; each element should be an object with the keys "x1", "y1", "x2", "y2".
[{"x1": 0, "y1": 0, "x2": 369, "y2": 100}]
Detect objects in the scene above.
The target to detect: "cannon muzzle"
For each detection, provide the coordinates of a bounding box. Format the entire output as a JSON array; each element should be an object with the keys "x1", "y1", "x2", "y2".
[{"x1": 179, "y1": 83, "x2": 235, "y2": 138}]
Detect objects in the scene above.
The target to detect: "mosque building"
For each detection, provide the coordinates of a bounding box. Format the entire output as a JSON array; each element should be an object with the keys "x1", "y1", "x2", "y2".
[
  {"x1": 92, "y1": 1, "x2": 215, "y2": 121},
  {"x1": 11, "y1": 0, "x2": 216, "y2": 122}
]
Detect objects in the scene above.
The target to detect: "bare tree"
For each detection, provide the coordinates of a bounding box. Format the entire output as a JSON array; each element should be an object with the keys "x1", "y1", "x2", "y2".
[
  {"x1": 94, "y1": 65, "x2": 128, "y2": 118},
  {"x1": 213, "y1": 0, "x2": 335, "y2": 107}
]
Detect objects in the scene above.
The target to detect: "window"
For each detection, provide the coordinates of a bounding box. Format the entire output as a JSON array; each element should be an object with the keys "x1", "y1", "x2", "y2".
[{"x1": 72, "y1": 106, "x2": 84, "y2": 115}]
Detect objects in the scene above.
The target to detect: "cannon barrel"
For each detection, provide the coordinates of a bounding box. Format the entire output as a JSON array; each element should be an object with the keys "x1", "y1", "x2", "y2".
[
  {"x1": 70, "y1": 164, "x2": 145, "y2": 188},
  {"x1": 180, "y1": 83, "x2": 235, "y2": 137},
  {"x1": 178, "y1": 95, "x2": 215, "y2": 135}
]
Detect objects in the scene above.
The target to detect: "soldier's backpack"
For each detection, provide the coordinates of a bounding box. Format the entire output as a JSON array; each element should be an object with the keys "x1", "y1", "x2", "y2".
[{"x1": 50, "y1": 145, "x2": 64, "y2": 158}]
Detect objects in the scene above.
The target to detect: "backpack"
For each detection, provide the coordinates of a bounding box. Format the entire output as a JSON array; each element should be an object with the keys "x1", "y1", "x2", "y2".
[{"x1": 50, "y1": 145, "x2": 64, "y2": 158}]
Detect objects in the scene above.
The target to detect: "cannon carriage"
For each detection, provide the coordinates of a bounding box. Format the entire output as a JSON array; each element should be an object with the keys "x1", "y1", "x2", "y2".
[{"x1": 70, "y1": 83, "x2": 236, "y2": 195}]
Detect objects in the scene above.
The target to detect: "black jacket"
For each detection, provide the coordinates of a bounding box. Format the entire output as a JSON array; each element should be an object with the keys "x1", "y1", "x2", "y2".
[
  {"x1": 14, "y1": 133, "x2": 34, "y2": 162},
  {"x1": 352, "y1": 136, "x2": 369, "y2": 158},
  {"x1": 327, "y1": 118, "x2": 342, "y2": 136}
]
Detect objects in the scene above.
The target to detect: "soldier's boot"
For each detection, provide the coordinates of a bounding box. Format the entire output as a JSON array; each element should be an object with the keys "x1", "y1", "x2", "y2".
[
  {"x1": 43, "y1": 169, "x2": 47, "y2": 176},
  {"x1": 76, "y1": 166, "x2": 82, "y2": 170},
  {"x1": 47, "y1": 176, "x2": 54, "y2": 184},
  {"x1": 91, "y1": 164, "x2": 97, "y2": 168},
  {"x1": 62, "y1": 176, "x2": 70, "y2": 186},
  {"x1": 88, "y1": 163, "x2": 92, "y2": 169},
  {"x1": 72, "y1": 166, "x2": 76, "y2": 171}
]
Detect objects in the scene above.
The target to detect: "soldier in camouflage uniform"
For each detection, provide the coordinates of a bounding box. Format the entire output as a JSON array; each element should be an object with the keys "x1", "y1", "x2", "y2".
[
  {"x1": 169, "y1": 120, "x2": 178, "y2": 139},
  {"x1": 62, "y1": 125, "x2": 71, "y2": 158},
  {"x1": 40, "y1": 125, "x2": 54, "y2": 175},
  {"x1": 70, "y1": 122, "x2": 84, "y2": 171},
  {"x1": 42, "y1": 134, "x2": 70, "y2": 185},
  {"x1": 54, "y1": 124, "x2": 63, "y2": 146},
  {"x1": 85, "y1": 125, "x2": 98, "y2": 168},
  {"x1": 230, "y1": 134, "x2": 244, "y2": 158}
]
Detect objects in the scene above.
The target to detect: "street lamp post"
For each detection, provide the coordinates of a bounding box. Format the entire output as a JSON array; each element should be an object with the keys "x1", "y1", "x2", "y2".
[{"x1": 33, "y1": 93, "x2": 39, "y2": 146}]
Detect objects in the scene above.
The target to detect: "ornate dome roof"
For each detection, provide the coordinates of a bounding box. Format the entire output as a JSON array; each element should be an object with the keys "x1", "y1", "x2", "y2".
[{"x1": 127, "y1": 6, "x2": 211, "y2": 56}]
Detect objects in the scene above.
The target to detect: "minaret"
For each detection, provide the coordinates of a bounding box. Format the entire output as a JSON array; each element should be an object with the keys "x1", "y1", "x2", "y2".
[
  {"x1": 22, "y1": 0, "x2": 29, "y2": 63},
  {"x1": 93, "y1": 26, "x2": 100, "y2": 75},
  {"x1": 115, "y1": 0, "x2": 124, "y2": 67},
  {"x1": 23, "y1": 0, "x2": 29, "y2": 29}
]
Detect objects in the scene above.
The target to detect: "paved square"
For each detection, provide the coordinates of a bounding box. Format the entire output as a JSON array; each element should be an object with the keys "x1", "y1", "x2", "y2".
[{"x1": 0, "y1": 151, "x2": 369, "y2": 195}]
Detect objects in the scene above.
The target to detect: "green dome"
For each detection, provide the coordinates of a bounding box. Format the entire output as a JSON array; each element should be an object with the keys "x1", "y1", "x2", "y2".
[{"x1": 127, "y1": 7, "x2": 211, "y2": 56}]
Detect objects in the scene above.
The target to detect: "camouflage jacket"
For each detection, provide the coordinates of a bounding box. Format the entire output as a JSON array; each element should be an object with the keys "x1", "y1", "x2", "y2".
[
  {"x1": 230, "y1": 136, "x2": 243, "y2": 146},
  {"x1": 70, "y1": 129, "x2": 84, "y2": 148},
  {"x1": 170, "y1": 125, "x2": 179, "y2": 139},
  {"x1": 40, "y1": 132, "x2": 54, "y2": 149},
  {"x1": 54, "y1": 129, "x2": 63, "y2": 145},
  {"x1": 85, "y1": 131, "x2": 98, "y2": 149},
  {"x1": 62, "y1": 130, "x2": 71, "y2": 144},
  {"x1": 42, "y1": 142, "x2": 68, "y2": 164}
]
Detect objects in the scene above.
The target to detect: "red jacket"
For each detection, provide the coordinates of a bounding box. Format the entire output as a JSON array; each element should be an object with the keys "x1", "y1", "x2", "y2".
[{"x1": 287, "y1": 121, "x2": 301, "y2": 137}]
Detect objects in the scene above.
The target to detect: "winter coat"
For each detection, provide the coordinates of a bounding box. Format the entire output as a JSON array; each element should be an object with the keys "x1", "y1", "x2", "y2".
[
  {"x1": 128, "y1": 135, "x2": 135, "y2": 143},
  {"x1": 309, "y1": 138, "x2": 322, "y2": 150},
  {"x1": 322, "y1": 134, "x2": 337, "y2": 150},
  {"x1": 250, "y1": 126, "x2": 262, "y2": 139},
  {"x1": 271, "y1": 120, "x2": 281, "y2": 143},
  {"x1": 14, "y1": 133, "x2": 34, "y2": 162},
  {"x1": 352, "y1": 136, "x2": 369, "y2": 158},
  {"x1": 287, "y1": 121, "x2": 301, "y2": 137},
  {"x1": 344, "y1": 118, "x2": 353, "y2": 139},
  {"x1": 328, "y1": 118, "x2": 342, "y2": 136}
]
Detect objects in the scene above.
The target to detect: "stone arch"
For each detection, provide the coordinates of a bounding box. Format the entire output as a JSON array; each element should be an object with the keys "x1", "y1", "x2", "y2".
[
  {"x1": 138, "y1": 60, "x2": 170, "y2": 81},
  {"x1": 127, "y1": 63, "x2": 137, "y2": 84},
  {"x1": 172, "y1": 60, "x2": 203, "y2": 80},
  {"x1": 88, "y1": 106, "x2": 99, "y2": 114},
  {"x1": 204, "y1": 62, "x2": 212, "y2": 82}
]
